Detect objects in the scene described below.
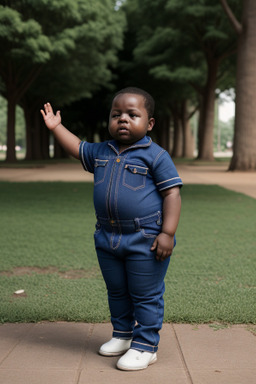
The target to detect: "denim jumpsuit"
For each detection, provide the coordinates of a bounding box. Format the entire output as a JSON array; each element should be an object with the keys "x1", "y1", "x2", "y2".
[{"x1": 79, "y1": 136, "x2": 183, "y2": 353}]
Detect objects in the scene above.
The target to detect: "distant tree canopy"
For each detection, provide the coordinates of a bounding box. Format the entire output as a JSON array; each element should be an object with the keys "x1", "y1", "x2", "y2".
[
  {"x1": 0, "y1": 0, "x2": 124, "y2": 161},
  {"x1": 115, "y1": 0, "x2": 240, "y2": 160},
  {"x1": 0, "y1": 0, "x2": 255, "y2": 170}
]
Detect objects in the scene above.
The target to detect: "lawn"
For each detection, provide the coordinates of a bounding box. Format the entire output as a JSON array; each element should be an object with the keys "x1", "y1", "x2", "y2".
[{"x1": 0, "y1": 182, "x2": 255, "y2": 324}]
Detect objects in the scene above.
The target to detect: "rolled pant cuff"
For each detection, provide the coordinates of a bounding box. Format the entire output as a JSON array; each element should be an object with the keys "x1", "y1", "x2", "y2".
[
  {"x1": 131, "y1": 341, "x2": 158, "y2": 353},
  {"x1": 113, "y1": 329, "x2": 133, "y2": 339}
]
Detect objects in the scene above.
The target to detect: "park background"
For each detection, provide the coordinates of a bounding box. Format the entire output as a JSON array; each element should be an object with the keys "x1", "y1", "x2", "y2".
[
  {"x1": 0, "y1": 0, "x2": 255, "y2": 326},
  {"x1": 0, "y1": 0, "x2": 256, "y2": 170}
]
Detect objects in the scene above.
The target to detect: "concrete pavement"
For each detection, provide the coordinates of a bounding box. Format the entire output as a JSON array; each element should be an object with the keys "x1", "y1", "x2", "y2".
[
  {"x1": 1, "y1": 322, "x2": 256, "y2": 384},
  {"x1": 0, "y1": 161, "x2": 256, "y2": 383}
]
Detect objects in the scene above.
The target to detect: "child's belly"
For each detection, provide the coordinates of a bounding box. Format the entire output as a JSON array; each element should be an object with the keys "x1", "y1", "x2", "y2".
[{"x1": 94, "y1": 182, "x2": 163, "y2": 220}]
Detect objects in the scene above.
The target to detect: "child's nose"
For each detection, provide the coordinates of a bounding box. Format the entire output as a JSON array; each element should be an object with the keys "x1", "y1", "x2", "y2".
[{"x1": 119, "y1": 113, "x2": 128, "y2": 122}]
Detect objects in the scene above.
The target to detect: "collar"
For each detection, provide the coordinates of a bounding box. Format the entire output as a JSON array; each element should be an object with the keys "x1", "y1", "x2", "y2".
[{"x1": 108, "y1": 136, "x2": 152, "y2": 155}]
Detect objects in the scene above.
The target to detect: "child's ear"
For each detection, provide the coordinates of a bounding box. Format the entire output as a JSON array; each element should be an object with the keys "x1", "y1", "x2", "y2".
[{"x1": 147, "y1": 118, "x2": 155, "y2": 132}]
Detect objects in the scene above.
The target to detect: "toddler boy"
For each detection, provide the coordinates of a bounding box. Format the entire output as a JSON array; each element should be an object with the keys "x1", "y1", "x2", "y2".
[{"x1": 41, "y1": 87, "x2": 182, "y2": 370}]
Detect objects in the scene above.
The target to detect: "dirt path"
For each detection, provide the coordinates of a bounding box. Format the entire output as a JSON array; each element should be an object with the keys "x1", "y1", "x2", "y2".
[{"x1": 0, "y1": 162, "x2": 255, "y2": 199}]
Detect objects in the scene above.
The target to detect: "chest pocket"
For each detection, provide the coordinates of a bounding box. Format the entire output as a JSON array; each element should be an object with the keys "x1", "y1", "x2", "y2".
[
  {"x1": 94, "y1": 159, "x2": 108, "y2": 185},
  {"x1": 123, "y1": 164, "x2": 148, "y2": 191}
]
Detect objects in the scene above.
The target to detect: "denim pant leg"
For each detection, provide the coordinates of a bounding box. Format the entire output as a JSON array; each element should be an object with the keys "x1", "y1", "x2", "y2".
[
  {"x1": 95, "y1": 227, "x2": 170, "y2": 351},
  {"x1": 95, "y1": 236, "x2": 135, "y2": 339},
  {"x1": 125, "y1": 232, "x2": 170, "y2": 353}
]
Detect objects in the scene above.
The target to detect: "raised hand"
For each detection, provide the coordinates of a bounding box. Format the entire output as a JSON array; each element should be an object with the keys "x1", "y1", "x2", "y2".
[{"x1": 40, "y1": 103, "x2": 61, "y2": 131}]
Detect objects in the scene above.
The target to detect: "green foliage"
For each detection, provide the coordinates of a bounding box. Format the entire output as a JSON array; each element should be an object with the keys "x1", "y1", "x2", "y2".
[
  {"x1": 0, "y1": 4, "x2": 51, "y2": 64},
  {"x1": 0, "y1": 0, "x2": 126, "y2": 160},
  {"x1": 150, "y1": 66, "x2": 202, "y2": 84},
  {"x1": 133, "y1": 0, "x2": 238, "y2": 81},
  {"x1": 0, "y1": 0, "x2": 125, "y2": 100},
  {"x1": 119, "y1": 0, "x2": 240, "y2": 124},
  {"x1": 0, "y1": 182, "x2": 255, "y2": 323},
  {"x1": 203, "y1": 26, "x2": 229, "y2": 42}
]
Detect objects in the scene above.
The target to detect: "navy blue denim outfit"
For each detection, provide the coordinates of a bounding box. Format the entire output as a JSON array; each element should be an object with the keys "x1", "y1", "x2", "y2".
[{"x1": 79, "y1": 136, "x2": 183, "y2": 353}]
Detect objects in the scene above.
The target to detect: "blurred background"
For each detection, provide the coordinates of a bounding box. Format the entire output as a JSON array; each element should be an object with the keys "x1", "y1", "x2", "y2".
[{"x1": 0, "y1": 0, "x2": 255, "y2": 171}]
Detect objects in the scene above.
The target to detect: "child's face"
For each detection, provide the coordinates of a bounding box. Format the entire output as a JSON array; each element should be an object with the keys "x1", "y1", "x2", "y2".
[{"x1": 108, "y1": 93, "x2": 155, "y2": 149}]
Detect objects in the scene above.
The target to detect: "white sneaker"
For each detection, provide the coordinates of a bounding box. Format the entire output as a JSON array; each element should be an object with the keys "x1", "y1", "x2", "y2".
[
  {"x1": 99, "y1": 338, "x2": 132, "y2": 356},
  {"x1": 117, "y1": 348, "x2": 157, "y2": 371}
]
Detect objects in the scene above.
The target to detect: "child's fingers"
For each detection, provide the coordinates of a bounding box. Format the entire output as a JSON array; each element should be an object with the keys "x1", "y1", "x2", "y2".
[
  {"x1": 151, "y1": 238, "x2": 157, "y2": 251},
  {"x1": 44, "y1": 102, "x2": 53, "y2": 114},
  {"x1": 40, "y1": 109, "x2": 46, "y2": 118},
  {"x1": 40, "y1": 103, "x2": 55, "y2": 118}
]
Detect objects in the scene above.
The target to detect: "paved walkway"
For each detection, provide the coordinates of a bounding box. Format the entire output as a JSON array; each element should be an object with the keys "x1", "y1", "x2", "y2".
[
  {"x1": 1, "y1": 322, "x2": 256, "y2": 384},
  {"x1": 0, "y1": 161, "x2": 256, "y2": 383}
]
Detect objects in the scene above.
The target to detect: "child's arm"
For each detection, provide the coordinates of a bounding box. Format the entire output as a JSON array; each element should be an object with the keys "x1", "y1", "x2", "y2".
[
  {"x1": 151, "y1": 187, "x2": 181, "y2": 261},
  {"x1": 40, "y1": 102, "x2": 81, "y2": 159}
]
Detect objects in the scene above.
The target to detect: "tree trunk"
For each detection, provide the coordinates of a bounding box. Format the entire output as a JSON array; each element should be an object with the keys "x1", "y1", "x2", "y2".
[
  {"x1": 197, "y1": 96, "x2": 204, "y2": 157},
  {"x1": 229, "y1": 0, "x2": 256, "y2": 170},
  {"x1": 33, "y1": 113, "x2": 44, "y2": 160},
  {"x1": 181, "y1": 100, "x2": 194, "y2": 158},
  {"x1": 158, "y1": 116, "x2": 171, "y2": 152},
  {"x1": 197, "y1": 59, "x2": 218, "y2": 161},
  {"x1": 183, "y1": 119, "x2": 194, "y2": 158},
  {"x1": 172, "y1": 109, "x2": 183, "y2": 158},
  {"x1": 6, "y1": 97, "x2": 16, "y2": 162},
  {"x1": 24, "y1": 104, "x2": 47, "y2": 160},
  {"x1": 5, "y1": 65, "x2": 44, "y2": 162},
  {"x1": 41, "y1": 118, "x2": 50, "y2": 159},
  {"x1": 24, "y1": 106, "x2": 33, "y2": 160}
]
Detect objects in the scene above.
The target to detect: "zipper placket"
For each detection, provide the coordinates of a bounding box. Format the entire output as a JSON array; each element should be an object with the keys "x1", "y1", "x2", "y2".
[{"x1": 106, "y1": 158, "x2": 117, "y2": 220}]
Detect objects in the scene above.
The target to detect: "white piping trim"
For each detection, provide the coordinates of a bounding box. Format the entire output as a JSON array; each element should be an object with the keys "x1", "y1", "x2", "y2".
[
  {"x1": 80, "y1": 142, "x2": 88, "y2": 171},
  {"x1": 159, "y1": 182, "x2": 183, "y2": 191},
  {"x1": 156, "y1": 177, "x2": 180, "y2": 185}
]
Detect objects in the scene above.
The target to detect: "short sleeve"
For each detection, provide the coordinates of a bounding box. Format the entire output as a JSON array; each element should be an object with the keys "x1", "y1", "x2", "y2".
[
  {"x1": 79, "y1": 141, "x2": 97, "y2": 173},
  {"x1": 152, "y1": 150, "x2": 183, "y2": 191}
]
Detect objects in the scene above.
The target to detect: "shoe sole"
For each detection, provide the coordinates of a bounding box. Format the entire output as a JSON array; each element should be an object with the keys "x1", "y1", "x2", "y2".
[
  {"x1": 99, "y1": 349, "x2": 129, "y2": 357},
  {"x1": 117, "y1": 356, "x2": 157, "y2": 371}
]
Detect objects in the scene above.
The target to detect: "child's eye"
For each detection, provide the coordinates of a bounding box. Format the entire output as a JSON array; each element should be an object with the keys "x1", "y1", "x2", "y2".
[
  {"x1": 129, "y1": 113, "x2": 137, "y2": 118},
  {"x1": 112, "y1": 114, "x2": 120, "y2": 118}
]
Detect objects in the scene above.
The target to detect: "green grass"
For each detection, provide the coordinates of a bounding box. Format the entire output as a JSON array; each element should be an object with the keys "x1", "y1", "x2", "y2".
[
  {"x1": 0, "y1": 157, "x2": 77, "y2": 168},
  {"x1": 0, "y1": 182, "x2": 255, "y2": 324},
  {"x1": 0, "y1": 156, "x2": 230, "y2": 168}
]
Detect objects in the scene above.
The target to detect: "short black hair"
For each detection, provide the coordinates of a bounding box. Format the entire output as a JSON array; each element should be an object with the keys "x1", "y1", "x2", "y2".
[{"x1": 113, "y1": 87, "x2": 155, "y2": 118}]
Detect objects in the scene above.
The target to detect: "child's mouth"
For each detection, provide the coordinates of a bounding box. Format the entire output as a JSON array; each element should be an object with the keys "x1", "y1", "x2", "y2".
[{"x1": 118, "y1": 127, "x2": 129, "y2": 133}]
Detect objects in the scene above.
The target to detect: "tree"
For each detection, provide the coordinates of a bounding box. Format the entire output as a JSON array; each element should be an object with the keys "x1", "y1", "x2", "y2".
[
  {"x1": 157, "y1": 0, "x2": 239, "y2": 160},
  {"x1": 221, "y1": 0, "x2": 256, "y2": 170},
  {"x1": 119, "y1": 0, "x2": 239, "y2": 160},
  {"x1": 0, "y1": 0, "x2": 124, "y2": 161},
  {"x1": 0, "y1": 96, "x2": 7, "y2": 146},
  {"x1": 114, "y1": 0, "x2": 198, "y2": 155},
  {"x1": 0, "y1": 2, "x2": 52, "y2": 161},
  {"x1": 21, "y1": 1, "x2": 124, "y2": 160}
]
